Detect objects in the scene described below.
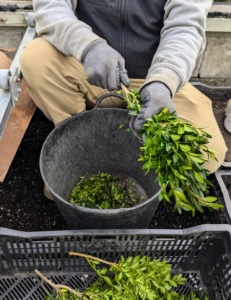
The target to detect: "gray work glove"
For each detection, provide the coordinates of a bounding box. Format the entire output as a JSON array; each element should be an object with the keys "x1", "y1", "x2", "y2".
[
  {"x1": 81, "y1": 40, "x2": 130, "y2": 91},
  {"x1": 134, "y1": 82, "x2": 176, "y2": 134}
]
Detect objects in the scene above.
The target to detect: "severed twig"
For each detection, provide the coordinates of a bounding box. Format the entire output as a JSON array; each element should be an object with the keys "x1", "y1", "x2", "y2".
[
  {"x1": 69, "y1": 252, "x2": 120, "y2": 269},
  {"x1": 34, "y1": 269, "x2": 84, "y2": 298}
]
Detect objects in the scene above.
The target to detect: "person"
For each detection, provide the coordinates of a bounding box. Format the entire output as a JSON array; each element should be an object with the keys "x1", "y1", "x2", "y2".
[{"x1": 20, "y1": 0, "x2": 227, "y2": 200}]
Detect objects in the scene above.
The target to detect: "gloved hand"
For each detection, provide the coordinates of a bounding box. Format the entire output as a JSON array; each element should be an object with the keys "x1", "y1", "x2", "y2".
[
  {"x1": 134, "y1": 82, "x2": 176, "y2": 134},
  {"x1": 81, "y1": 40, "x2": 130, "y2": 91}
]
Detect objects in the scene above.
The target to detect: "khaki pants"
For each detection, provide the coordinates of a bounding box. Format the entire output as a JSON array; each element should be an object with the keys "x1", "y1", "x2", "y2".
[{"x1": 20, "y1": 37, "x2": 227, "y2": 173}]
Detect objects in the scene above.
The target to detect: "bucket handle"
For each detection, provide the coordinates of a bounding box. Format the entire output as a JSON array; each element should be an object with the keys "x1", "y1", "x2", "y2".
[
  {"x1": 94, "y1": 92, "x2": 143, "y2": 143},
  {"x1": 94, "y1": 93, "x2": 125, "y2": 109}
]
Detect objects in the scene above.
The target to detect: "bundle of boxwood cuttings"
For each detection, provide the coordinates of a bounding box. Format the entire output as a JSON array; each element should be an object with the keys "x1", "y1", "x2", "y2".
[
  {"x1": 36, "y1": 253, "x2": 209, "y2": 300},
  {"x1": 118, "y1": 84, "x2": 223, "y2": 215},
  {"x1": 69, "y1": 85, "x2": 223, "y2": 215}
]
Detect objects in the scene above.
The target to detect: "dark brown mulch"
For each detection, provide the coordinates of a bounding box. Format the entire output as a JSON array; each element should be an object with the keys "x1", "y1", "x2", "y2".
[
  {"x1": 0, "y1": 99, "x2": 230, "y2": 232},
  {"x1": 0, "y1": 110, "x2": 68, "y2": 231}
]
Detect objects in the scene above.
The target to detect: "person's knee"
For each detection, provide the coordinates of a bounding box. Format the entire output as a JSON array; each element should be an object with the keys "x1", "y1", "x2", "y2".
[
  {"x1": 20, "y1": 45, "x2": 31, "y2": 76},
  {"x1": 21, "y1": 39, "x2": 41, "y2": 75},
  {"x1": 20, "y1": 38, "x2": 58, "y2": 83}
]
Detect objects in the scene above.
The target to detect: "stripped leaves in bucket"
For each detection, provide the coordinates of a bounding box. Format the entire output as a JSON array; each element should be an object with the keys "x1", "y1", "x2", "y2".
[{"x1": 69, "y1": 172, "x2": 145, "y2": 209}]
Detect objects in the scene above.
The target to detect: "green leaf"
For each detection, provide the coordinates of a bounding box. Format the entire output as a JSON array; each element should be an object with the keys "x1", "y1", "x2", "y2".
[
  {"x1": 182, "y1": 203, "x2": 195, "y2": 212},
  {"x1": 207, "y1": 147, "x2": 218, "y2": 154},
  {"x1": 179, "y1": 144, "x2": 191, "y2": 152},
  {"x1": 142, "y1": 132, "x2": 147, "y2": 143},
  {"x1": 127, "y1": 256, "x2": 133, "y2": 263},
  {"x1": 170, "y1": 134, "x2": 181, "y2": 141},
  {"x1": 204, "y1": 196, "x2": 217, "y2": 203},
  {"x1": 177, "y1": 125, "x2": 185, "y2": 135},
  {"x1": 184, "y1": 125, "x2": 195, "y2": 132},
  {"x1": 167, "y1": 293, "x2": 172, "y2": 300},
  {"x1": 153, "y1": 281, "x2": 160, "y2": 288},
  {"x1": 173, "y1": 153, "x2": 178, "y2": 164},
  {"x1": 146, "y1": 118, "x2": 153, "y2": 122},
  {"x1": 133, "y1": 255, "x2": 141, "y2": 263},
  {"x1": 211, "y1": 203, "x2": 224, "y2": 209},
  {"x1": 182, "y1": 165, "x2": 192, "y2": 170},
  {"x1": 190, "y1": 156, "x2": 204, "y2": 163},
  {"x1": 129, "y1": 277, "x2": 136, "y2": 285},
  {"x1": 209, "y1": 152, "x2": 217, "y2": 161},
  {"x1": 169, "y1": 280, "x2": 178, "y2": 287},
  {"x1": 193, "y1": 171, "x2": 205, "y2": 183},
  {"x1": 118, "y1": 272, "x2": 123, "y2": 281},
  {"x1": 174, "y1": 189, "x2": 187, "y2": 202},
  {"x1": 100, "y1": 268, "x2": 108, "y2": 275},
  {"x1": 185, "y1": 134, "x2": 196, "y2": 141},
  {"x1": 103, "y1": 276, "x2": 113, "y2": 286},
  {"x1": 129, "y1": 110, "x2": 138, "y2": 116},
  {"x1": 166, "y1": 143, "x2": 172, "y2": 152}
]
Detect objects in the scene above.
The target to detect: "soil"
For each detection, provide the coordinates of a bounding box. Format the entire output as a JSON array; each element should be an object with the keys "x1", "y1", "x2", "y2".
[{"x1": 0, "y1": 99, "x2": 230, "y2": 232}]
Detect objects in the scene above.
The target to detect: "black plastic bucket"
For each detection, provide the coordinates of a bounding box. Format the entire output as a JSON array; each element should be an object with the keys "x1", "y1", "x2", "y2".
[{"x1": 40, "y1": 94, "x2": 160, "y2": 229}]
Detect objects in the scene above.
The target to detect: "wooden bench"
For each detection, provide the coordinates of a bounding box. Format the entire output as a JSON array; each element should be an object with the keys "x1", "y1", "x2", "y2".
[{"x1": 0, "y1": 51, "x2": 35, "y2": 182}]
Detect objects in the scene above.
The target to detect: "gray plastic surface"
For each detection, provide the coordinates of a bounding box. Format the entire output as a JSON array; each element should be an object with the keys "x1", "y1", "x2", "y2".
[
  {"x1": 27, "y1": 12, "x2": 35, "y2": 27},
  {"x1": 0, "y1": 225, "x2": 231, "y2": 299},
  {"x1": 213, "y1": 162, "x2": 231, "y2": 224},
  {"x1": 0, "y1": 69, "x2": 10, "y2": 90},
  {"x1": 201, "y1": 162, "x2": 231, "y2": 225}
]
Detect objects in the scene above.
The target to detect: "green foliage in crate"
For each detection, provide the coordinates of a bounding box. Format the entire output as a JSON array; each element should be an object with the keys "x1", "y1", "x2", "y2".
[{"x1": 37, "y1": 253, "x2": 209, "y2": 300}]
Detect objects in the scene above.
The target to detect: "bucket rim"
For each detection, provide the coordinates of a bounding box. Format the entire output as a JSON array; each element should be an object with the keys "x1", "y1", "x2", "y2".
[
  {"x1": 39, "y1": 107, "x2": 129, "y2": 180},
  {"x1": 39, "y1": 106, "x2": 128, "y2": 160}
]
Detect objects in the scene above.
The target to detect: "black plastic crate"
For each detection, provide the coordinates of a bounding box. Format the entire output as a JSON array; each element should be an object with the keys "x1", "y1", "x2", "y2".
[
  {"x1": 191, "y1": 82, "x2": 231, "y2": 102},
  {"x1": 212, "y1": 162, "x2": 231, "y2": 224},
  {"x1": 190, "y1": 82, "x2": 231, "y2": 224},
  {"x1": 184, "y1": 162, "x2": 231, "y2": 226},
  {"x1": 190, "y1": 83, "x2": 231, "y2": 225},
  {"x1": 0, "y1": 225, "x2": 231, "y2": 299},
  {"x1": 197, "y1": 160, "x2": 231, "y2": 226}
]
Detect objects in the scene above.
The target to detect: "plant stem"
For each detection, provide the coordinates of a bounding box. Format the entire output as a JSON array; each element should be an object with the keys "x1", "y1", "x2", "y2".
[
  {"x1": 121, "y1": 83, "x2": 141, "y2": 112},
  {"x1": 69, "y1": 252, "x2": 120, "y2": 268},
  {"x1": 34, "y1": 269, "x2": 84, "y2": 298},
  {"x1": 121, "y1": 83, "x2": 130, "y2": 101}
]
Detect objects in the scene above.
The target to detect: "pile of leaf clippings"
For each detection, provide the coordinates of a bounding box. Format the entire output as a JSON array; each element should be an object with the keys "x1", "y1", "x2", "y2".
[
  {"x1": 119, "y1": 85, "x2": 223, "y2": 215},
  {"x1": 69, "y1": 172, "x2": 143, "y2": 209}
]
